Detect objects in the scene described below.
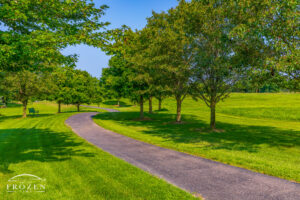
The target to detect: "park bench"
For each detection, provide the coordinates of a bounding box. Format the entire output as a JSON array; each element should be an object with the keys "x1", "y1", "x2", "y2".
[{"x1": 28, "y1": 108, "x2": 39, "y2": 115}]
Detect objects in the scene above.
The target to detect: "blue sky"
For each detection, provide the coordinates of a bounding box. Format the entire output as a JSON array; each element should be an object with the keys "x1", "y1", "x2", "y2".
[{"x1": 62, "y1": 0, "x2": 179, "y2": 78}]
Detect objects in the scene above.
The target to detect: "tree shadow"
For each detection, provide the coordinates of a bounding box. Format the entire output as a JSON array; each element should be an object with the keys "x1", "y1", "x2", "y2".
[
  {"x1": 62, "y1": 110, "x2": 100, "y2": 114},
  {"x1": 155, "y1": 108, "x2": 169, "y2": 112},
  {"x1": 94, "y1": 112, "x2": 300, "y2": 153},
  {"x1": 0, "y1": 114, "x2": 54, "y2": 123},
  {"x1": 103, "y1": 101, "x2": 131, "y2": 107},
  {"x1": 5, "y1": 103, "x2": 22, "y2": 108},
  {"x1": 0, "y1": 128, "x2": 95, "y2": 174}
]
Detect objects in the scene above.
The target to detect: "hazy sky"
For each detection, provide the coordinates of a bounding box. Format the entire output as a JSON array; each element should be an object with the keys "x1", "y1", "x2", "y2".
[{"x1": 62, "y1": 0, "x2": 178, "y2": 78}]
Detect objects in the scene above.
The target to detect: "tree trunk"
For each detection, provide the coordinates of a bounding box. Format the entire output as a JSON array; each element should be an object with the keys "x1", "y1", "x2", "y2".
[
  {"x1": 210, "y1": 103, "x2": 216, "y2": 129},
  {"x1": 158, "y1": 98, "x2": 162, "y2": 110},
  {"x1": 149, "y1": 96, "x2": 153, "y2": 114},
  {"x1": 139, "y1": 95, "x2": 144, "y2": 119},
  {"x1": 58, "y1": 102, "x2": 61, "y2": 113},
  {"x1": 22, "y1": 100, "x2": 28, "y2": 118},
  {"x1": 77, "y1": 104, "x2": 80, "y2": 112},
  {"x1": 176, "y1": 97, "x2": 182, "y2": 122},
  {"x1": 117, "y1": 100, "x2": 120, "y2": 107},
  {"x1": 3, "y1": 96, "x2": 7, "y2": 105}
]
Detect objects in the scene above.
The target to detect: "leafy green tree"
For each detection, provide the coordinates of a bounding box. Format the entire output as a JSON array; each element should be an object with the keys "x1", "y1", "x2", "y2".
[
  {"x1": 2, "y1": 71, "x2": 53, "y2": 117},
  {"x1": 50, "y1": 67, "x2": 74, "y2": 113},
  {"x1": 180, "y1": 0, "x2": 298, "y2": 129},
  {"x1": 92, "y1": 87, "x2": 103, "y2": 108},
  {"x1": 68, "y1": 69, "x2": 96, "y2": 112},
  {"x1": 144, "y1": 9, "x2": 197, "y2": 122},
  {"x1": 102, "y1": 27, "x2": 149, "y2": 119},
  {"x1": 100, "y1": 55, "x2": 130, "y2": 106},
  {"x1": 124, "y1": 29, "x2": 154, "y2": 114},
  {"x1": 51, "y1": 67, "x2": 101, "y2": 112},
  {"x1": 176, "y1": 0, "x2": 255, "y2": 129},
  {"x1": 0, "y1": 0, "x2": 109, "y2": 72},
  {"x1": 89, "y1": 77, "x2": 103, "y2": 107},
  {"x1": 124, "y1": 30, "x2": 152, "y2": 118},
  {"x1": 127, "y1": 28, "x2": 173, "y2": 114}
]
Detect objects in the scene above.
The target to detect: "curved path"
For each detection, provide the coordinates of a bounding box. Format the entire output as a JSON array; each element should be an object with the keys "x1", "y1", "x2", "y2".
[{"x1": 66, "y1": 109, "x2": 300, "y2": 200}]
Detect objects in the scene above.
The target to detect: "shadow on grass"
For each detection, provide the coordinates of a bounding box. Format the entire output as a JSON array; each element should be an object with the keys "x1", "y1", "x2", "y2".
[
  {"x1": 93, "y1": 112, "x2": 300, "y2": 153},
  {"x1": 103, "y1": 100, "x2": 131, "y2": 107},
  {"x1": 62, "y1": 110, "x2": 99, "y2": 114},
  {"x1": 0, "y1": 110, "x2": 100, "y2": 123},
  {"x1": 0, "y1": 127, "x2": 95, "y2": 174},
  {"x1": 5, "y1": 103, "x2": 22, "y2": 108},
  {"x1": 0, "y1": 114, "x2": 55, "y2": 123},
  {"x1": 155, "y1": 108, "x2": 169, "y2": 112}
]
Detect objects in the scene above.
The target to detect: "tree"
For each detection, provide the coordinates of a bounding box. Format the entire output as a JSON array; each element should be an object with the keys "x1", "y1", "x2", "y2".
[
  {"x1": 144, "y1": 9, "x2": 197, "y2": 122},
  {"x1": 50, "y1": 67, "x2": 74, "y2": 113},
  {"x1": 0, "y1": 0, "x2": 109, "y2": 72},
  {"x1": 102, "y1": 27, "x2": 149, "y2": 119},
  {"x1": 100, "y1": 55, "x2": 130, "y2": 106},
  {"x1": 90, "y1": 77, "x2": 103, "y2": 107},
  {"x1": 2, "y1": 71, "x2": 53, "y2": 118},
  {"x1": 51, "y1": 67, "x2": 101, "y2": 113},
  {"x1": 68, "y1": 69, "x2": 96, "y2": 112},
  {"x1": 127, "y1": 28, "x2": 174, "y2": 114},
  {"x1": 180, "y1": 0, "x2": 298, "y2": 129},
  {"x1": 125, "y1": 29, "x2": 156, "y2": 114},
  {"x1": 124, "y1": 30, "x2": 153, "y2": 118}
]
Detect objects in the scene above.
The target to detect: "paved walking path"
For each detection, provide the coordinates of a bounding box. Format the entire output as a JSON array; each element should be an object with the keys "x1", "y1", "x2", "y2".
[{"x1": 66, "y1": 110, "x2": 300, "y2": 200}]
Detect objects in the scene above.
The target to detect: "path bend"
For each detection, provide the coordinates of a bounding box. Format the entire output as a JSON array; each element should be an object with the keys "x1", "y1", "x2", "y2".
[{"x1": 65, "y1": 111, "x2": 300, "y2": 200}]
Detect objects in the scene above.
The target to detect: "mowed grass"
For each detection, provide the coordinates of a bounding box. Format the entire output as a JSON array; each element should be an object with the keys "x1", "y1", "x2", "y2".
[
  {"x1": 93, "y1": 93, "x2": 300, "y2": 182},
  {"x1": 218, "y1": 93, "x2": 300, "y2": 121},
  {"x1": 0, "y1": 102, "x2": 197, "y2": 200}
]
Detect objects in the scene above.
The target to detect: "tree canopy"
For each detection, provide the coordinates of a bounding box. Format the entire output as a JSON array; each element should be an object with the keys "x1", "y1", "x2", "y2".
[{"x1": 0, "y1": 0, "x2": 109, "y2": 71}]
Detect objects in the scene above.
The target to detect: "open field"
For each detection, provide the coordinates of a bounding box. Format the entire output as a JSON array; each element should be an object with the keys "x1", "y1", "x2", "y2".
[
  {"x1": 0, "y1": 102, "x2": 197, "y2": 200},
  {"x1": 93, "y1": 93, "x2": 300, "y2": 182}
]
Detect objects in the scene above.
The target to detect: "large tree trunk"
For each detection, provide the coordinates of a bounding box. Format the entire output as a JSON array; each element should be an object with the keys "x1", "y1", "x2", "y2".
[
  {"x1": 139, "y1": 95, "x2": 144, "y2": 119},
  {"x1": 210, "y1": 103, "x2": 216, "y2": 129},
  {"x1": 77, "y1": 104, "x2": 80, "y2": 112},
  {"x1": 149, "y1": 96, "x2": 153, "y2": 114},
  {"x1": 176, "y1": 97, "x2": 182, "y2": 122},
  {"x1": 22, "y1": 100, "x2": 28, "y2": 118},
  {"x1": 158, "y1": 98, "x2": 162, "y2": 110},
  {"x1": 58, "y1": 102, "x2": 61, "y2": 113}
]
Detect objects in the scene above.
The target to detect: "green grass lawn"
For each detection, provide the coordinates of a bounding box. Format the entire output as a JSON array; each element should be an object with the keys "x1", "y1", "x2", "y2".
[
  {"x1": 93, "y1": 93, "x2": 300, "y2": 182},
  {"x1": 0, "y1": 102, "x2": 197, "y2": 200}
]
